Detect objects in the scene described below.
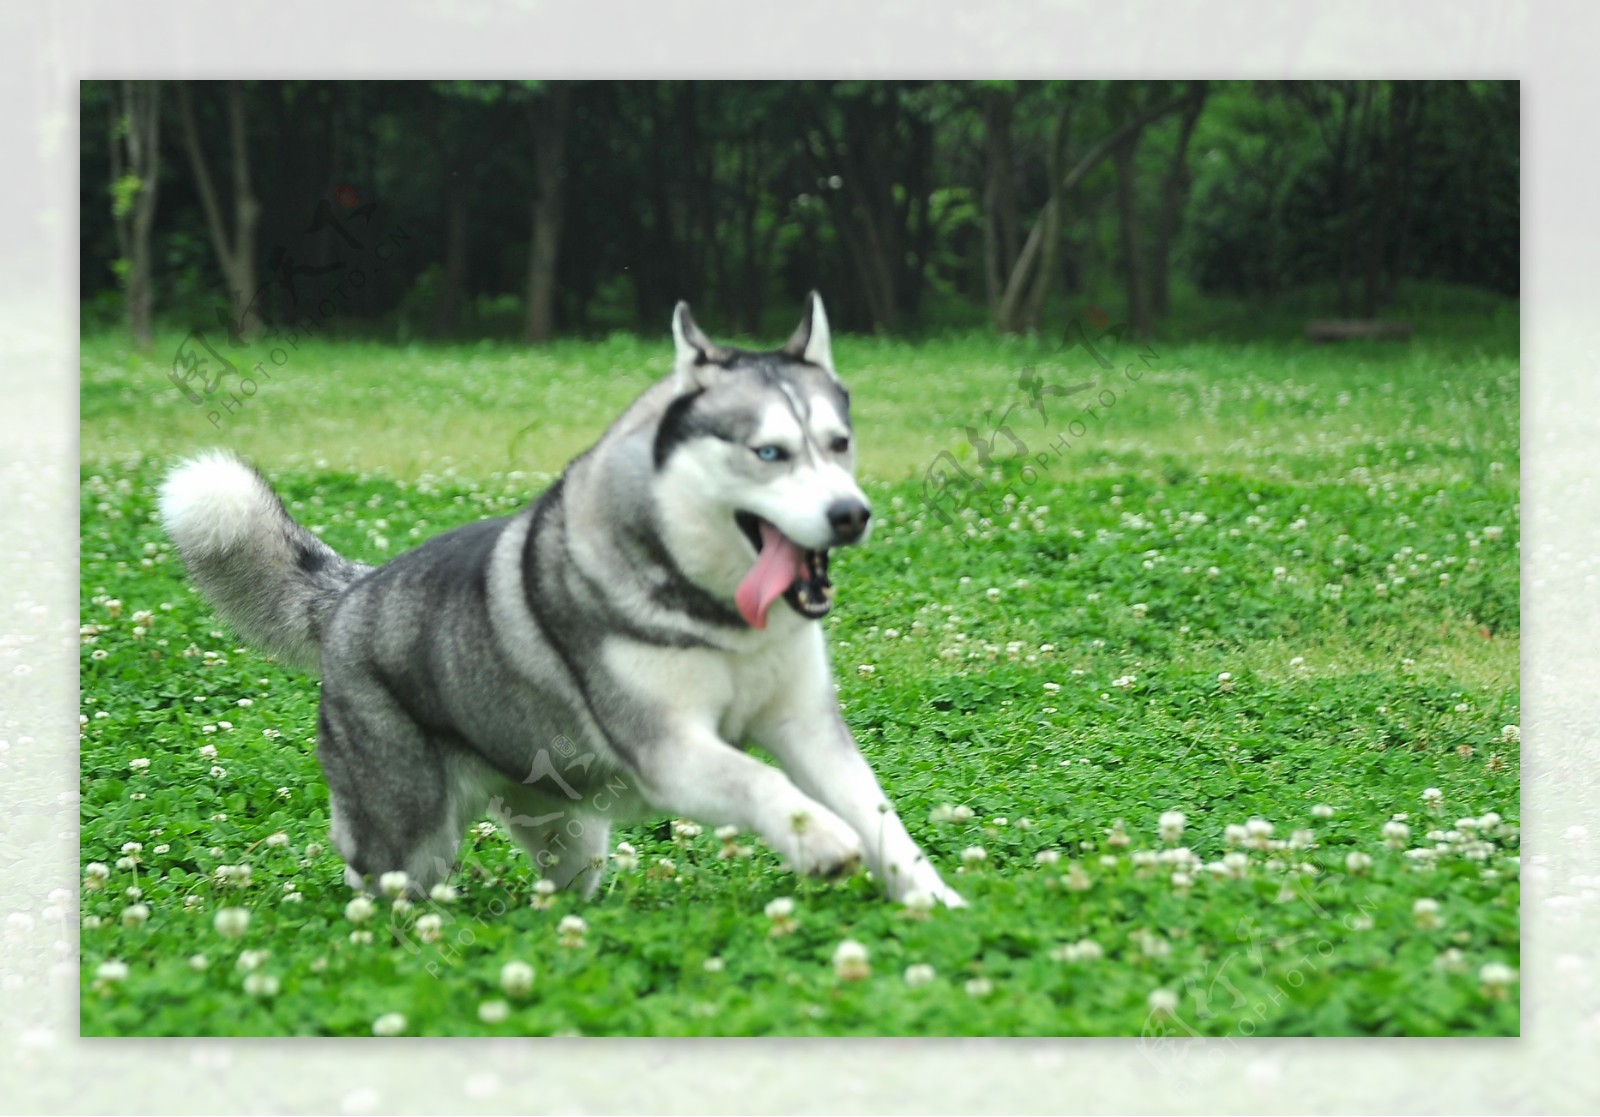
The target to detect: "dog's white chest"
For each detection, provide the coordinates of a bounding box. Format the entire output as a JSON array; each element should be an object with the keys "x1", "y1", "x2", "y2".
[{"x1": 602, "y1": 620, "x2": 830, "y2": 746}]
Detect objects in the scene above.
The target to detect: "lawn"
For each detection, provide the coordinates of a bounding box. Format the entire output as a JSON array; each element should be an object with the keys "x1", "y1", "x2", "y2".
[{"x1": 77, "y1": 295, "x2": 1521, "y2": 1036}]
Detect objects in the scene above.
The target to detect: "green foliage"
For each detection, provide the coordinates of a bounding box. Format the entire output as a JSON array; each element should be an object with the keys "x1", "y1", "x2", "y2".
[
  {"x1": 78, "y1": 303, "x2": 1518, "y2": 1036},
  {"x1": 110, "y1": 172, "x2": 143, "y2": 222},
  {"x1": 78, "y1": 80, "x2": 1518, "y2": 340}
]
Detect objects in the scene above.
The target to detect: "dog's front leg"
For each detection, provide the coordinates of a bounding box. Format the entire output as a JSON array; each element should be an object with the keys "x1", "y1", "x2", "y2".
[
  {"x1": 757, "y1": 701, "x2": 966, "y2": 908},
  {"x1": 629, "y1": 724, "x2": 866, "y2": 880}
]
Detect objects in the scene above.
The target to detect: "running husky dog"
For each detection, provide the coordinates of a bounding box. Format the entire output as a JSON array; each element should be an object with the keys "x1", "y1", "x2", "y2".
[{"x1": 160, "y1": 294, "x2": 964, "y2": 907}]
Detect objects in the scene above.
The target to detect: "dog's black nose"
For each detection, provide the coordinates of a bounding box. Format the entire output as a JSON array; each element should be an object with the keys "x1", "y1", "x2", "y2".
[{"x1": 827, "y1": 499, "x2": 871, "y2": 543}]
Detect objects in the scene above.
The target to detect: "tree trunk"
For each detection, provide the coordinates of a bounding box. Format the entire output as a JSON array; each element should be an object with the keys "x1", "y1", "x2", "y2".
[
  {"x1": 434, "y1": 178, "x2": 468, "y2": 336},
  {"x1": 1112, "y1": 134, "x2": 1151, "y2": 338},
  {"x1": 178, "y1": 81, "x2": 261, "y2": 339},
  {"x1": 110, "y1": 81, "x2": 161, "y2": 349},
  {"x1": 981, "y1": 90, "x2": 1020, "y2": 314},
  {"x1": 1149, "y1": 85, "x2": 1207, "y2": 320},
  {"x1": 1021, "y1": 102, "x2": 1072, "y2": 330},
  {"x1": 994, "y1": 91, "x2": 1188, "y2": 334},
  {"x1": 1385, "y1": 83, "x2": 1426, "y2": 304},
  {"x1": 525, "y1": 83, "x2": 570, "y2": 344}
]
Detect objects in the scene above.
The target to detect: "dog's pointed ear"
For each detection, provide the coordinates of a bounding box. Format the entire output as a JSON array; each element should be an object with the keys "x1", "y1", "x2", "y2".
[
  {"x1": 783, "y1": 291, "x2": 835, "y2": 375},
  {"x1": 672, "y1": 301, "x2": 730, "y2": 392}
]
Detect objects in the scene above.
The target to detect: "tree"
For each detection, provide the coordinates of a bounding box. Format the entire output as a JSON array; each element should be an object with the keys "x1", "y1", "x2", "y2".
[
  {"x1": 108, "y1": 81, "x2": 162, "y2": 348},
  {"x1": 993, "y1": 84, "x2": 1192, "y2": 335},
  {"x1": 1148, "y1": 83, "x2": 1209, "y2": 320},
  {"x1": 177, "y1": 81, "x2": 261, "y2": 338},
  {"x1": 524, "y1": 82, "x2": 571, "y2": 344}
]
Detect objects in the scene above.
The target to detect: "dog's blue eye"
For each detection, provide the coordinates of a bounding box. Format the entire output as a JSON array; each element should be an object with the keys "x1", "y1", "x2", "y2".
[{"x1": 754, "y1": 445, "x2": 787, "y2": 463}]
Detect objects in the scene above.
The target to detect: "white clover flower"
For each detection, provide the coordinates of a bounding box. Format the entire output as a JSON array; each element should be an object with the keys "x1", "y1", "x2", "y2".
[
  {"x1": 832, "y1": 939, "x2": 870, "y2": 981},
  {"x1": 557, "y1": 915, "x2": 588, "y2": 948},
  {"x1": 671, "y1": 819, "x2": 703, "y2": 840},
  {"x1": 1434, "y1": 947, "x2": 1469, "y2": 974},
  {"x1": 1158, "y1": 810, "x2": 1186, "y2": 844},
  {"x1": 128, "y1": 757, "x2": 150, "y2": 772},
  {"x1": 500, "y1": 960, "x2": 535, "y2": 997},
  {"x1": 904, "y1": 963, "x2": 936, "y2": 987},
  {"x1": 764, "y1": 896, "x2": 797, "y2": 937},
  {"x1": 378, "y1": 871, "x2": 409, "y2": 898},
  {"x1": 964, "y1": 977, "x2": 995, "y2": 998},
  {"x1": 1112, "y1": 674, "x2": 1137, "y2": 690},
  {"x1": 429, "y1": 883, "x2": 458, "y2": 904},
  {"x1": 1422, "y1": 787, "x2": 1443, "y2": 807},
  {"x1": 1289, "y1": 829, "x2": 1316, "y2": 851},
  {"x1": 714, "y1": 825, "x2": 739, "y2": 842},
  {"x1": 236, "y1": 948, "x2": 270, "y2": 972},
  {"x1": 1222, "y1": 852, "x2": 1250, "y2": 879},
  {"x1": 198, "y1": 743, "x2": 218, "y2": 761},
  {"x1": 371, "y1": 1012, "x2": 407, "y2": 1037},
  {"x1": 120, "y1": 903, "x2": 150, "y2": 928},
  {"x1": 1224, "y1": 823, "x2": 1248, "y2": 846},
  {"x1": 344, "y1": 896, "x2": 376, "y2": 925},
  {"x1": 84, "y1": 862, "x2": 110, "y2": 890},
  {"x1": 902, "y1": 889, "x2": 936, "y2": 916},
  {"x1": 951, "y1": 805, "x2": 975, "y2": 822},
  {"x1": 1147, "y1": 988, "x2": 1179, "y2": 1015},
  {"x1": 1171, "y1": 871, "x2": 1193, "y2": 890},
  {"x1": 415, "y1": 913, "x2": 444, "y2": 943},
  {"x1": 1062, "y1": 864, "x2": 1092, "y2": 892},
  {"x1": 611, "y1": 841, "x2": 639, "y2": 872},
  {"x1": 213, "y1": 907, "x2": 251, "y2": 939},
  {"x1": 1311, "y1": 804, "x2": 1335, "y2": 820},
  {"x1": 1479, "y1": 961, "x2": 1517, "y2": 995},
  {"x1": 1130, "y1": 603, "x2": 1149, "y2": 618},
  {"x1": 1500, "y1": 724, "x2": 1520, "y2": 743},
  {"x1": 188, "y1": 954, "x2": 209, "y2": 971},
  {"x1": 1345, "y1": 852, "x2": 1373, "y2": 875},
  {"x1": 348, "y1": 930, "x2": 374, "y2": 945},
  {"x1": 265, "y1": 832, "x2": 289, "y2": 847},
  {"x1": 478, "y1": 999, "x2": 510, "y2": 1024},
  {"x1": 1035, "y1": 849, "x2": 1062, "y2": 867},
  {"x1": 241, "y1": 970, "x2": 277, "y2": 997},
  {"x1": 94, "y1": 959, "x2": 130, "y2": 986},
  {"x1": 1413, "y1": 897, "x2": 1442, "y2": 930},
  {"x1": 960, "y1": 846, "x2": 988, "y2": 868},
  {"x1": 1383, "y1": 820, "x2": 1411, "y2": 849},
  {"x1": 702, "y1": 957, "x2": 725, "y2": 973}
]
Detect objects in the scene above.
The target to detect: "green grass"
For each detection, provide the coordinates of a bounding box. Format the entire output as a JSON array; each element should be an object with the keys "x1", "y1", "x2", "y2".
[{"x1": 78, "y1": 302, "x2": 1520, "y2": 1036}]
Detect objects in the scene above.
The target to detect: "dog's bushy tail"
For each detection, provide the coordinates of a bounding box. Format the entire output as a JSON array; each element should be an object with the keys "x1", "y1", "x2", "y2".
[{"x1": 158, "y1": 451, "x2": 371, "y2": 673}]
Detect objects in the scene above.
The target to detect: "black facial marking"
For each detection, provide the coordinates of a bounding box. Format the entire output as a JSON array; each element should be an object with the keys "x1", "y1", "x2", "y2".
[
  {"x1": 653, "y1": 390, "x2": 707, "y2": 470},
  {"x1": 293, "y1": 539, "x2": 328, "y2": 574}
]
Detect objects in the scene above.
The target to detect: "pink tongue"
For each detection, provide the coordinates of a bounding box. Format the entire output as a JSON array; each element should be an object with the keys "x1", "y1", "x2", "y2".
[{"x1": 735, "y1": 522, "x2": 803, "y2": 629}]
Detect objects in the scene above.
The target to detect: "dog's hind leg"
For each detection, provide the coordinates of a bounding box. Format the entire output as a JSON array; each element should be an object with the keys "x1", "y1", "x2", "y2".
[
  {"x1": 491, "y1": 789, "x2": 610, "y2": 897},
  {"x1": 317, "y1": 685, "x2": 473, "y2": 896}
]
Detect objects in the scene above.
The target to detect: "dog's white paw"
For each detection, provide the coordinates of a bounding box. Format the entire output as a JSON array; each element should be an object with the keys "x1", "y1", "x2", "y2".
[
  {"x1": 885, "y1": 862, "x2": 967, "y2": 908},
  {"x1": 784, "y1": 809, "x2": 865, "y2": 880}
]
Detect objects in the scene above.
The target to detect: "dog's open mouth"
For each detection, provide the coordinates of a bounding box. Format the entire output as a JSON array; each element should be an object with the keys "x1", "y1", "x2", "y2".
[{"x1": 733, "y1": 511, "x2": 833, "y2": 629}]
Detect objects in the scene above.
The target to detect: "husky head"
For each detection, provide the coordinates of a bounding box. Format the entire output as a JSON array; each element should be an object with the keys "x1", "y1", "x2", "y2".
[{"x1": 651, "y1": 293, "x2": 870, "y2": 630}]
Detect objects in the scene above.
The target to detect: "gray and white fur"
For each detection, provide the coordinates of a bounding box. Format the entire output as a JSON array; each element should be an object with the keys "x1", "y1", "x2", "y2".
[{"x1": 159, "y1": 294, "x2": 964, "y2": 907}]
